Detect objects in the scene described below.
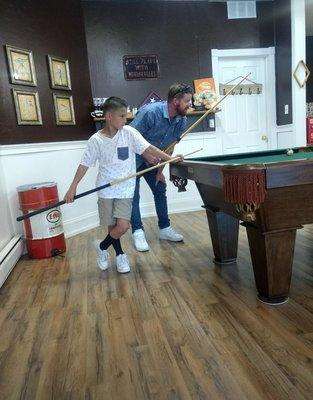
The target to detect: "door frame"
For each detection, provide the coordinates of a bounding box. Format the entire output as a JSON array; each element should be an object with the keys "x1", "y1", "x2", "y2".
[
  {"x1": 211, "y1": 47, "x2": 277, "y2": 153},
  {"x1": 291, "y1": 0, "x2": 306, "y2": 147}
]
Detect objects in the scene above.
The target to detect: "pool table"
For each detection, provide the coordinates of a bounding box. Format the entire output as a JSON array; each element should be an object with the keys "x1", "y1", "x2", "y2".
[{"x1": 170, "y1": 147, "x2": 313, "y2": 305}]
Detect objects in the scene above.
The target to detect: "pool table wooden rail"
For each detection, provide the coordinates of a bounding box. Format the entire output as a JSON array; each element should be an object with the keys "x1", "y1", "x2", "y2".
[{"x1": 173, "y1": 157, "x2": 313, "y2": 189}]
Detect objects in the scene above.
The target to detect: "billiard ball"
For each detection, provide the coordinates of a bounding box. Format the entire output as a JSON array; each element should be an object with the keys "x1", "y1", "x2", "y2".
[{"x1": 286, "y1": 149, "x2": 294, "y2": 155}]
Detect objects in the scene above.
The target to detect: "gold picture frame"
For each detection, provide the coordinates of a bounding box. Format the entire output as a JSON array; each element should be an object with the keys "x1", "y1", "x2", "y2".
[
  {"x1": 6, "y1": 45, "x2": 37, "y2": 86},
  {"x1": 48, "y1": 55, "x2": 72, "y2": 90},
  {"x1": 53, "y1": 93, "x2": 75, "y2": 125},
  {"x1": 12, "y1": 89, "x2": 42, "y2": 125}
]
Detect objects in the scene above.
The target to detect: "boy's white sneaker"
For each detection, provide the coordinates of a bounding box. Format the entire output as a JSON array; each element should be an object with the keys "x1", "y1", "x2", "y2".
[
  {"x1": 116, "y1": 253, "x2": 131, "y2": 273},
  {"x1": 132, "y1": 229, "x2": 150, "y2": 252},
  {"x1": 159, "y1": 226, "x2": 184, "y2": 242},
  {"x1": 94, "y1": 240, "x2": 109, "y2": 270}
]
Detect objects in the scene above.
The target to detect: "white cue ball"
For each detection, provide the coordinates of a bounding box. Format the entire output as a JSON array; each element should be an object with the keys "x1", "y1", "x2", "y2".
[{"x1": 287, "y1": 149, "x2": 294, "y2": 155}]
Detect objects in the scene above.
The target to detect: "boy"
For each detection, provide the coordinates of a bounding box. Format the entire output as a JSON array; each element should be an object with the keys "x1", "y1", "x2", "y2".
[{"x1": 64, "y1": 97, "x2": 173, "y2": 273}]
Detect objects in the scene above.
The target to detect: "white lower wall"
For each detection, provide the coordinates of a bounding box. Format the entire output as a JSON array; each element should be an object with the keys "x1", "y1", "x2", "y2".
[
  {"x1": 276, "y1": 124, "x2": 295, "y2": 148},
  {"x1": 0, "y1": 236, "x2": 24, "y2": 288},
  {"x1": 0, "y1": 154, "x2": 23, "y2": 288},
  {"x1": 0, "y1": 132, "x2": 217, "y2": 240},
  {"x1": 0, "y1": 156, "x2": 14, "y2": 249},
  {"x1": 0, "y1": 125, "x2": 299, "y2": 242},
  {"x1": 0, "y1": 122, "x2": 301, "y2": 288},
  {"x1": 1, "y1": 141, "x2": 98, "y2": 238}
]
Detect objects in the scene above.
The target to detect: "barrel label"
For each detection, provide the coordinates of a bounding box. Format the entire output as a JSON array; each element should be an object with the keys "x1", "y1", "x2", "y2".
[{"x1": 29, "y1": 207, "x2": 64, "y2": 239}]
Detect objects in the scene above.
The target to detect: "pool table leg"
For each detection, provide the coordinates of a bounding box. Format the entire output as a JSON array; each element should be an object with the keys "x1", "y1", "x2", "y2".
[
  {"x1": 205, "y1": 207, "x2": 239, "y2": 264},
  {"x1": 245, "y1": 225, "x2": 297, "y2": 305}
]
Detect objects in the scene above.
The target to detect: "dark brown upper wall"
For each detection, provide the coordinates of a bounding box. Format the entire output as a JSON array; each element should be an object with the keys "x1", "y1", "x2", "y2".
[
  {"x1": 274, "y1": 0, "x2": 292, "y2": 125},
  {"x1": 0, "y1": 0, "x2": 93, "y2": 145},
  {"x1": 306, "y1": 36, "x2": 313, "y2": 103},
  {"x1": 83, "y1": 1, "x2": 275, "y2": 106}
]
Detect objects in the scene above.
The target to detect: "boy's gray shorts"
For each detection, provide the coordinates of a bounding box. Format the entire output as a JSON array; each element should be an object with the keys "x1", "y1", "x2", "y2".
[{"x1": 98, "y1": 198, "x2": 133, "y2": 226}]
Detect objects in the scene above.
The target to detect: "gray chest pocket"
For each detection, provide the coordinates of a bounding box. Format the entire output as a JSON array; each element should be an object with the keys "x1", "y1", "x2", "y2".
[{"x1": 117, "y1": 146, "x2": 129, "y2": 161}]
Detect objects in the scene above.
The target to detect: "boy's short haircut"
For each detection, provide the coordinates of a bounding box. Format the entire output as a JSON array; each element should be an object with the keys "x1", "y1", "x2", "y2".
[
  {"x1": 102, "y1": 97, "x2": 128, "y2": 114},
  {"x1": 168, "y1": 83, "x2": 193, "y2": 102}
]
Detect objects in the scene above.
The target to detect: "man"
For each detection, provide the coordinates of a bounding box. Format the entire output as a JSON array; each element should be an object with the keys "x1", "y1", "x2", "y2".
[{"x1": 130, "y1": 83, "x2": 193, "y2": 251}]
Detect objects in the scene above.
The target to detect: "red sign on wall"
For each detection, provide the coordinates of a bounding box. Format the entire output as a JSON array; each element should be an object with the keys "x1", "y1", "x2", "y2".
[{"x1": 123, "y1": 55, "x2": 160, "y2": 81}]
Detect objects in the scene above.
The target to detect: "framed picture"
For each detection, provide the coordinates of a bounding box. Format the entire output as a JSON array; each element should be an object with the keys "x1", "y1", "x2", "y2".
[
  {"x1": 12, "y1": 89, "x2": 42, "y2": 125},
  {"x1": 48, "y1": 55, "x2": 71, "y2": 90},
  {"x1": 6, "y1": 45, "x2": 37, "y2": 86},
  {"x1": 53, "y1": 93, "x2": 75, "y2": 125},
  {"x1": 138, "y1": 91, "x2": 163, "y2": 109}
]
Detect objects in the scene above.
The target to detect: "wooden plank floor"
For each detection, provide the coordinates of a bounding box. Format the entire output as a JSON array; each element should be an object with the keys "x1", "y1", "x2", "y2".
[{"x1": 0, "y1": 210, "x2": 312, "y2": 400}]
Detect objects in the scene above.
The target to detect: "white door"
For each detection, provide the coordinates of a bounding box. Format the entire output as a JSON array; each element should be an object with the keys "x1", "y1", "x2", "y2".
[{"x1": 216, "y1": 56, "x2": 268, "y2": 154}]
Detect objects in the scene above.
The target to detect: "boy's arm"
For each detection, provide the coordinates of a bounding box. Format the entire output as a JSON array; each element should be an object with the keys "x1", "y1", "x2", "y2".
[
  {"x1": 143, "y1": 145, "x2": 172, "y2": 164},
  {"x1": 158, "y1": 147, "x2": 174, "y2": 170},
  {"x1": 64, "y1": 164, "x2": 89, "y2": 203},
  {"x1": 145, "y1": 145, "x2": 183, "y2": 184}
]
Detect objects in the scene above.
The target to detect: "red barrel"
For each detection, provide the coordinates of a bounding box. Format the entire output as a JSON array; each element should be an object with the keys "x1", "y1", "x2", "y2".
[{"x1": 17, "y1": 182, "x2": 66, "y2": 259}]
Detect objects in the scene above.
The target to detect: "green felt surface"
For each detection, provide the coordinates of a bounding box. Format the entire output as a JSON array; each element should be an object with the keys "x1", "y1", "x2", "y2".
[{"x1": 190, "y1": 148, "x2": 313, "y2": 165}]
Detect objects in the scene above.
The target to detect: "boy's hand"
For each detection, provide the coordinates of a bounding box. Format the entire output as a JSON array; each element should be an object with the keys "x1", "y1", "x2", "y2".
[
  {"x1": 143, "y1": 152, "x2": 160, "y2": 166},
  {"x1": 64, "y1": 186, "x2": 76, "y2": 203}
]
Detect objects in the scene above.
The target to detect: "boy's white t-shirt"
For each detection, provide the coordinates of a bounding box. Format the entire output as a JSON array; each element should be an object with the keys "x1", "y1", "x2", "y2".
[{"x1": 80, "y1": 125, "x2": 150, "y2": 198}]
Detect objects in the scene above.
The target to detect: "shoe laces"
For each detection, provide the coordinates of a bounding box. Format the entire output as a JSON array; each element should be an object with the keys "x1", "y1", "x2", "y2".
[
  {"x1": 134, "y1": 229, "x2": 144, "y2": 237},
  {"x1": 118, "y1": 253, "x2": 127, "y2": 260},
  {"x1": 99, "y1": 249, "x2": 108, "y2": 261}
]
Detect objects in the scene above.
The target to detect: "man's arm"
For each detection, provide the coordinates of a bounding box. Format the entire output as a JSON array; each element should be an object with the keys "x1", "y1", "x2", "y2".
[{"x1": 64, "y1": 164, "x2": 89, "y2": 203}]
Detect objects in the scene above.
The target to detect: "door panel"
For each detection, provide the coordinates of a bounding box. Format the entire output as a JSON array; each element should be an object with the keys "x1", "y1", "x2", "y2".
[{"x1": 216, "y1": 56, "x2": 268, "y2": 154}]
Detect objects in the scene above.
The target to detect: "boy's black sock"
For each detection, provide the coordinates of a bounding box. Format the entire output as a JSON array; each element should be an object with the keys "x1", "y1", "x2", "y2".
[
  {"x1": 100, "y1": 234, "x2": 114, "y2": 250},
  {"x1": 112, "y1": 239, "x2": 124, "y2": 256}
]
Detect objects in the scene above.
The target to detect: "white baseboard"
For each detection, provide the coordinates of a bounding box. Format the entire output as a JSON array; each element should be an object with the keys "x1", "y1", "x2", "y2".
[
  {"x1": 141, "y1": 198, "x2": 203, "y2": 217},
  {"x1": 63, "y1": 210, "x2": 100, "y2": 238},
  {"x1": 0, "y1": 235, "x2": 24, "y2": 288},
  {"x1": 63, "y1": 199, "x2": 203, "y2": 238}
]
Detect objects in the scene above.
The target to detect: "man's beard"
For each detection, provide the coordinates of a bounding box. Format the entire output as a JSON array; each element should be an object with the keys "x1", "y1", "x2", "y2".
[{"x1": 176, "y1": 104, "x2": 188, "y2": 116}]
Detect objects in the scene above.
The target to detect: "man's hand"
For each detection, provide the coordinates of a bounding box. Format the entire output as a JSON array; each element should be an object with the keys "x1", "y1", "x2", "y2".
[
  {"x1": 172, "y1": 154, "x2": 184, "y2": 163},
  {"x1": 155, "y1": 170, "x2": 166, "y2": 185}
]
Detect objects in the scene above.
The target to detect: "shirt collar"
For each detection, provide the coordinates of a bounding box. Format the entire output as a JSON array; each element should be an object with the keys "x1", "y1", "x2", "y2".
[{"x1": 162, "y1": 101, "x2": 183, "y2": 124}]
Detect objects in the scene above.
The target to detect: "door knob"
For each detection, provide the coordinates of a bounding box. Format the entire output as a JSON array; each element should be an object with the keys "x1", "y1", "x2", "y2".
[{"x1": 261, "y1": 135, "x2": 268, "y2": 142}]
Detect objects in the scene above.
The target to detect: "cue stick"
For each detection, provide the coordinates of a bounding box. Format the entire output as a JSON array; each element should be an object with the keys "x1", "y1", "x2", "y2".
[
  {"x1": 16, "y1": 148, "x2": 202, "y2": 222},
  {"x1": 164, "y1": 72, "x2": 252, "y2": 154}
]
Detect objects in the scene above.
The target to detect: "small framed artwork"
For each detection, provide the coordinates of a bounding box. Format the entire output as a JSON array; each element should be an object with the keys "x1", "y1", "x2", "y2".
[
  {"x1": 6, "y1": 45, "x2": 37, "y2": 86},
  {"x1": 48, "y1": 55, "x2": 72, "y2": 90},
  {"x1": 53, "y1": 93, "x2": 75, "y2": 125},
  {"x1": 138, "y1": 91, "x2": 163, "y2": 109},
  {"x1": 12, "y1": 89, "x2": 42, "y2": 125}
]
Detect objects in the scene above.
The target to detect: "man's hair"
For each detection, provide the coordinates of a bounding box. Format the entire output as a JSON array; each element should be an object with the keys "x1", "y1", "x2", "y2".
[
  {"x1": 167, "y1": 83, "x2": 193, "y2": 102},
  {"x1": 102, "y1": 97, "x2": 128, "y2": 114}
]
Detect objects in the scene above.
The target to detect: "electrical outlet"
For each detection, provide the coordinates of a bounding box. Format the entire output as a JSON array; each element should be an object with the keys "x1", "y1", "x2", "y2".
[
  {"x1": 209, "y1": 119, "x2": 215, "y2": 129},
  {"x1": 284, "y1": 104, "x2": 289, "y2": 115}
]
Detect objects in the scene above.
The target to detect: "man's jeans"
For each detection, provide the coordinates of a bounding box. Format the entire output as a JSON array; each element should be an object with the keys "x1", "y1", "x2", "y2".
[{"x1": 131, "y1": 162, "x2": 170, "y2": 232}]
